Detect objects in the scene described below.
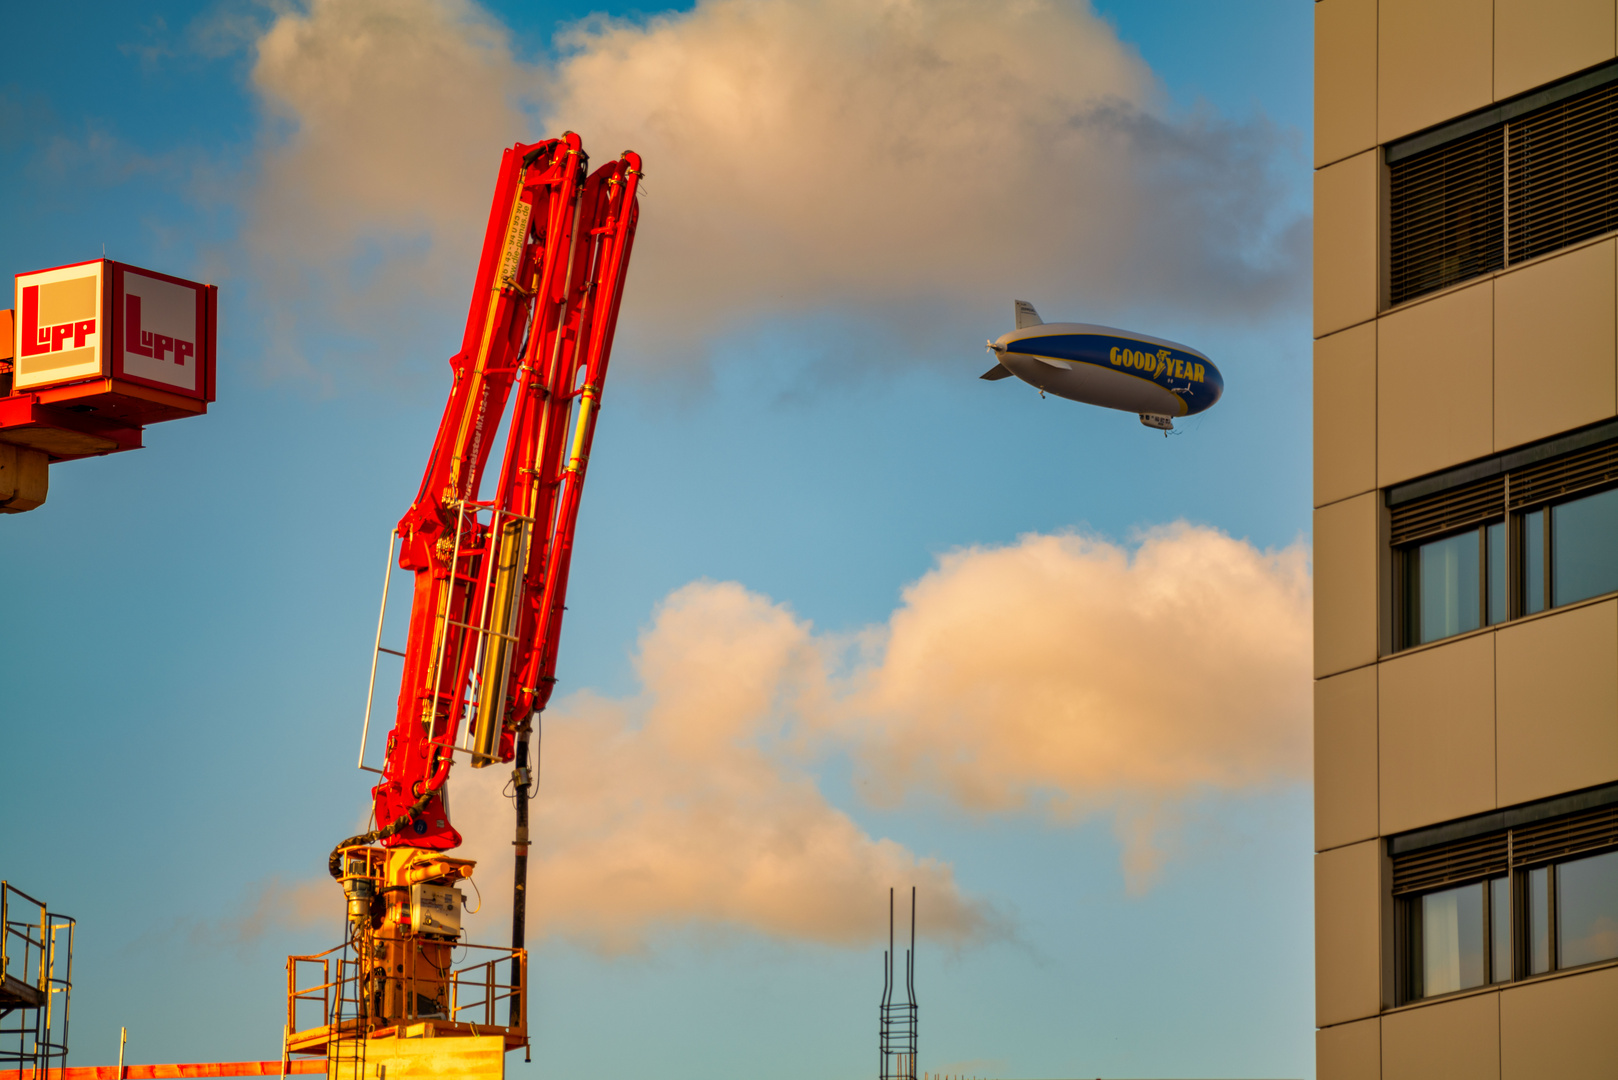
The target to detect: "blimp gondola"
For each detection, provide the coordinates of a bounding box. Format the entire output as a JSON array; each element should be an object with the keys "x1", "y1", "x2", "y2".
[{"x1": 981, "y1": 300, "x2": 1224, "y2": 431}]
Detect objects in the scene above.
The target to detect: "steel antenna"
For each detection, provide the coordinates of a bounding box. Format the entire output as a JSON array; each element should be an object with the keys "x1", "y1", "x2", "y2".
[{"x1": 878, "y1": 886, "x2": 918, "y2": 1080}]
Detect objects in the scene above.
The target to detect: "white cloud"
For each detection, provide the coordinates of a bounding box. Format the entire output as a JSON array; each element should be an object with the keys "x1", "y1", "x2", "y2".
[
  {"x1": 244, "y1": 0, "x2": 530, "y2": 380},
  {"x1": 453, "y1": 581, "x2": 989, "y2": 955},
  {"x1": 547, "y1": 0, "x2": 1305, "y2": 348},
  {"x1": 450, "y1": 522, "x2": 1308, "y2": 950},
  {"x1": 237, "y1": 0, "x2": 1306, "y2": 380},
  {"x1": 831, "y1": 523, "x2": 1313, "y2": 890}
]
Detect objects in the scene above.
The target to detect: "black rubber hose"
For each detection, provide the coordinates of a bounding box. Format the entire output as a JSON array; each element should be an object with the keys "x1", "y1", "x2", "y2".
[{"x1": 328, "y1": 786, "x2": 437, "y2": 879}]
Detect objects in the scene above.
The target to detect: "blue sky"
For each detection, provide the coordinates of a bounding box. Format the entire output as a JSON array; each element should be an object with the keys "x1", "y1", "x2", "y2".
[{"x1": 2, "y1": 3, "x2": 1316, "y2": 1078}]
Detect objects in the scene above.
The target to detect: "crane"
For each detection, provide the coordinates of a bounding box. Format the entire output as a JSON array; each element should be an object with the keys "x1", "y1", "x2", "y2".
[{"x1": 284, "y1": 134, "x2": 641, "y2": 1064}]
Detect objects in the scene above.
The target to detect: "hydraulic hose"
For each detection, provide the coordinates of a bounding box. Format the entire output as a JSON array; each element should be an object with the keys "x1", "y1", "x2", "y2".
[{"x1": 327, "y1": 785, "x2": 438, "y2": 879}]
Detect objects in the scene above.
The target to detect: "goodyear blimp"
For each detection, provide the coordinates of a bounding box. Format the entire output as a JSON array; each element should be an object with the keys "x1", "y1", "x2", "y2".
[{"x1": 981, "y1": 300, "x2": 1224, "y2": 431}]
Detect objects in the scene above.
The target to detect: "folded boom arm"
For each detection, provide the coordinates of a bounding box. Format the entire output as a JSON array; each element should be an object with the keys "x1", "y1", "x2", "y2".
[{"x1": 341, "y1": 136, "x2": 641, "y2": 861}]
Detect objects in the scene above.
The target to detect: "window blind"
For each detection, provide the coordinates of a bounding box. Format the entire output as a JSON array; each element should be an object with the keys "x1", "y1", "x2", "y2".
[
  {"x1": 1387, "y1": 62, "x2": 1618, "y2": 305},
  {"x1": 1389, "y1": 126, "x2": 1505, "y2": 305}
]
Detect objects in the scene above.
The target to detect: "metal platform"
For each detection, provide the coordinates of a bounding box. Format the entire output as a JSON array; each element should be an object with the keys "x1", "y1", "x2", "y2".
[
  {"x1": 285, "y1": 939, "x2": 526, "y2": 1058},
  {"x1": 1, "y1": 882, "x2": 74, "y2": 1080},
  {"x1": 0, "y1": 977, "x2": 43, "y2": 1012}
]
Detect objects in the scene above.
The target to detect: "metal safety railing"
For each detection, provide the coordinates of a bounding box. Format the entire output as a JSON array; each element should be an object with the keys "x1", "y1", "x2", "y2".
[
  {"x1": 446, "y1": 953, "x2": 518, "y2": 1030},
  {"x1": 286, "y1": 938, "x2": 526, "y2": 1054},
  {"x1": 1, "y1": 883, "x2": 74, "y2": 1080}
]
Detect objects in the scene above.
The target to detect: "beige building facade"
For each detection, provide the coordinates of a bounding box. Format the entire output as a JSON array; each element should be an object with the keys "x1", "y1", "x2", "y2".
[{"x1": 1316, "y1": 2, "x2": 1618, "y2": 1077}]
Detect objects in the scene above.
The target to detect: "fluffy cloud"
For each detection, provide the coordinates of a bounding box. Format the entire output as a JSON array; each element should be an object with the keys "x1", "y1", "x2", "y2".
[
  {"x1": 245, "y1": 0, "x2": 528, "y2": 379},
  {"x1": 239, "y1": 0, "x2": 1306, "y2": 378},
  {"x1": 453, "y1": 581, "x2": 987, "y2": 954},
  {"x1": 547, "y1": 0, "x2": 1305, "y2": 344},
  {"x1": 835, "y1": 523, "x2": 1313, "y2": 889},
  {"x1": 450, "y1": 523, "x2": 1308, "y2": 950},
  {"x1": 846, "y1": 524, "x2": 1311, "y2": 803}
]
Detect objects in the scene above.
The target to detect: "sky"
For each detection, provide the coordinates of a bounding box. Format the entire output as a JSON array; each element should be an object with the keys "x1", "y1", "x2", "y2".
[{"x1": 1, "y1": 3, "x2": 1316, "y2": 1079}]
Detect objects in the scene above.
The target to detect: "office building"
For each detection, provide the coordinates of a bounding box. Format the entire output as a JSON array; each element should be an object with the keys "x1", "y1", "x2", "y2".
[{"x1": 1315, "y1": 2, "x2": 1618, "y2": 1076}]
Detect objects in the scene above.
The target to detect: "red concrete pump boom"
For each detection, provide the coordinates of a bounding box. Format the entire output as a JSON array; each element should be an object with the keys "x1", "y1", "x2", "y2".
[
  {"x1": 345, "y1": 134, "x2": 640, "y2": 860},
  {"x1": 291, "y1": 135, "x2": 639, "y2": 1055}
]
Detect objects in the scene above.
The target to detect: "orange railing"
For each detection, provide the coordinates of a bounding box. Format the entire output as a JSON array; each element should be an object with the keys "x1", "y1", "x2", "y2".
[
  {"x1": 285, "y1": 939, "x2": 526, "y2": 1054},
  {"x1": 1, "y1": 1061, "x2": 324, "y2": 1080}
]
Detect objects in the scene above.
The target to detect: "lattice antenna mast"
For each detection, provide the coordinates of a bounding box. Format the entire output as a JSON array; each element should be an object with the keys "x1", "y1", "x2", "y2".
[
  {"x1": 907, "y1": 886, "x2": 917, "y2": 1015},
  {"x1": 878, "y1": 887, "x2": 918, "y2": 1080}
]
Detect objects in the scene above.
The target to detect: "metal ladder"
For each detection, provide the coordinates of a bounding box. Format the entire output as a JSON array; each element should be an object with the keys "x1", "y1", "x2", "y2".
[{"x1": 324, "y1": 947, "x2": 369, "y2": 1080}]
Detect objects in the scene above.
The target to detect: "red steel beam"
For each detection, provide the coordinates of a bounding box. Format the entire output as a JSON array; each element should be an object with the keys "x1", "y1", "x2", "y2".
[{"x1": 0, "y1": 1062, "x2": 323, "y2": 1080}]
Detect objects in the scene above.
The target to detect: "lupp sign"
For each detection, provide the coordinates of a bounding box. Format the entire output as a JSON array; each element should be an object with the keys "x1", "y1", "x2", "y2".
[{"x1": 13, "y1": 259, "x2": 216, "y2": 401}]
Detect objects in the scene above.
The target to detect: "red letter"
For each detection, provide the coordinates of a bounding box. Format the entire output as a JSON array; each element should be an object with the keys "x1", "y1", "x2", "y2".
[
  {"x1": 50, "y1": 324, "x2": 74, "y2": 351},
  {"x1": 73, "y1": 319, "x2": 96, "y2": 348},
  {"x1": 153, "y1": 334, "x2": 174, "y2": 362},
  {"x1": 174, "y1": 339, "x2": 194, "y2": 366},
  {"x1": 19, "y1": 286, "x2": 50, "y2": 357},
  {"x1": 125, "y1": 295, "x2": 152, "y2": 357}
]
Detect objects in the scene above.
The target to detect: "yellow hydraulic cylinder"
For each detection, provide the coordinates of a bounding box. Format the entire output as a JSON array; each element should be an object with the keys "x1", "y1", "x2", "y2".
[{"x1": 471, "y1": 517, "x2": 526, "y2": 767}]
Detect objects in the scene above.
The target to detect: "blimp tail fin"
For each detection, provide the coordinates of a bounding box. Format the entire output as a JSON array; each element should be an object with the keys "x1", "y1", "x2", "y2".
[
  {"x1": 1013, "y1": 299, "x2": 1042, "y2": 329},
  {"x1": 980, "y1": 363, "x2": 1014, "y2": 381}
]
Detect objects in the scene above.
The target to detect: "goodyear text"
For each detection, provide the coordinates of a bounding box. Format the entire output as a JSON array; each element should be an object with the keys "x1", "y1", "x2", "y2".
[{"x1": 1110, "y1": 345, "x2": 1203, "y2": 382}]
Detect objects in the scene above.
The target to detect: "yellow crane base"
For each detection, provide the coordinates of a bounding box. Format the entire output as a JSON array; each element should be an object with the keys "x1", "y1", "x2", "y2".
[{"x1": 323, "y1": 1035, "x2": 506, "y2": 1080}]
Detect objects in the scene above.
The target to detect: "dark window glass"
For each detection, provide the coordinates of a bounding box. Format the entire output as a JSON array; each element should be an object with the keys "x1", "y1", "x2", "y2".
[
  {"x1": 1552, "y1": 487, "x2": 1618, "y2": 607},
  {"x1": 1415, "y1": 531, "x2": 1481, "y2": 644},
  {"x1": 1486, "y1": 521, "x2": 1507, "y2": 624},
  {"x1": 1557, "y1": 849, "x2": 1618, "y2": 968},
  {"x1": 1529, "y1": 866, "x2": 1552, "y2": 973},
  {"x1": 1525, "y1": 510, "x2": 1547, "y2": 615},
  {"x1": 1491, "y1": 875, "x2": 1512, "y2": 982},
  {"x1": 1418, "y1": 882, "x2": 1486, "y2": 996}
]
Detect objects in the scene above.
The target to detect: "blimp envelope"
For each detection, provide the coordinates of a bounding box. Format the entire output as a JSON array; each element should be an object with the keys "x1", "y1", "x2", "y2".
[{"x1": 985, "y1": 303, "x2": 1223, "y2": 430}]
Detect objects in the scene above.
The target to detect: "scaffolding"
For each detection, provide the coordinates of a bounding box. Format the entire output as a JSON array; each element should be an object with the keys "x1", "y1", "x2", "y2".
[
  {"x1": 879, "y1": 887, "x2": 917, "y2": 1080},
  {"x1": 0, "y1": 883, "x2": 73, "y2": 1080}
]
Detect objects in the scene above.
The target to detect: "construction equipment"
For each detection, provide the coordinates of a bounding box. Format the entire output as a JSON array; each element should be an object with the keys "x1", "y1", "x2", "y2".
[
  {"x1": 1, "y1": 882, "x2": 74, "y2": 1080},
  {"x1": 284, "y1": 134, "x2": 641, "y2": 1067}
]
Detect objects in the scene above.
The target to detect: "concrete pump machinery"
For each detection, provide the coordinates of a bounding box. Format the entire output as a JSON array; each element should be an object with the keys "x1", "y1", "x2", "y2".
[{"x1": 285, "y1": 135, "x2": 640, "y2": 1067}]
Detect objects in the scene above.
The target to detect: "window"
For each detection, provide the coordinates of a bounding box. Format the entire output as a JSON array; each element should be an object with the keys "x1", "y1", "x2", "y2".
[
  {"x1": 1555, "y1": 848, "x2": 1618, "y2": 968},
  {"x1": 1388, "y1": 62, "x2": 1618, "y2": 305},
  {"x1": 1389, "y1": 126, "x2": 1503, "y2": 304},
  {"x1": 1551, "y1": 487, "x2": 1618, "y2": 606},
  {"x1": 1393, "y1": 793, "x2": 1618, "y2": 1002},
  {"x1": 1391, "y1": 427, "x2": 1618, "y2": 649},
  {"x1": 1411, "y1": 879, "x2": 1508, "y2": 996},
  {"x1": 1403, "y1": 524, "x2": 1507, "y2": 646},
  {"x1": 1490, "y1": 876, "x2": 1512, "y2": 982}
]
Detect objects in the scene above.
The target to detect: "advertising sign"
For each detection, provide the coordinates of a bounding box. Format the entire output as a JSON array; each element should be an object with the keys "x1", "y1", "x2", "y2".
[
  {"x1": 11, "y1": 260, "x2": 216, "y2": 400},
  {"x1": 13, "y1": 261, "x2": 104, "y2": 391},
  {"x1": 110, "y1": 264, "x2": 212, "y2": 399}
]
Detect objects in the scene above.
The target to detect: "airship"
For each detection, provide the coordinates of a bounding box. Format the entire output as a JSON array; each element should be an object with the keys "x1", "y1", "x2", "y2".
[{"x1": 981, "y1": 300, "x2": 1224, "y2": 431}]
